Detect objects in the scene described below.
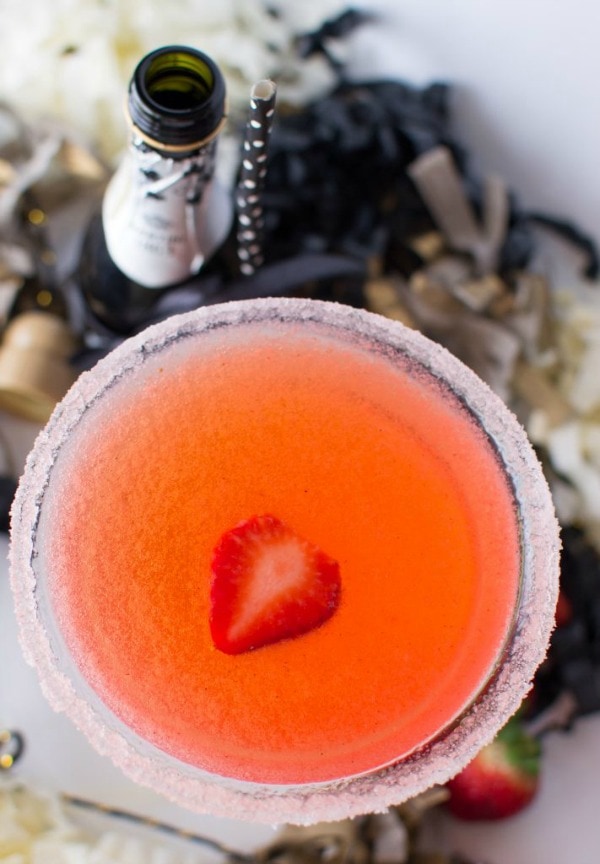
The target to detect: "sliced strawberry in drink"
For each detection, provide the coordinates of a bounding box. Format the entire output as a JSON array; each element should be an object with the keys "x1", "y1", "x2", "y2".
[{"x1": 209, "y1": 514, "x2": 341, "y2": 654}]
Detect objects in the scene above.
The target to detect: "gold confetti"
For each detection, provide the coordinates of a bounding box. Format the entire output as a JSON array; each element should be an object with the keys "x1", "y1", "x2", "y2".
[{"x1": 27, "y1": 207, "x2": 46, "y2": 226}]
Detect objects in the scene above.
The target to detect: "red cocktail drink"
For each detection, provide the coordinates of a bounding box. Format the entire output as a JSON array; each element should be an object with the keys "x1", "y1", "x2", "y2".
[{"x1": 10, "y1": 298, "x2": 559, "y2": 823}]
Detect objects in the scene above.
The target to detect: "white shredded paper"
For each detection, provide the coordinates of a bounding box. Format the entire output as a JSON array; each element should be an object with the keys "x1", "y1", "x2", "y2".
[
  {"x1": 0, "y1": 0, "x2": 350, "y2": 165},
  {"x1": 526, "y1": 286, "x2": 600, "y2": 546},
  {"x1": 0, "y1": 782, "x2": 199, "y2": 864}
]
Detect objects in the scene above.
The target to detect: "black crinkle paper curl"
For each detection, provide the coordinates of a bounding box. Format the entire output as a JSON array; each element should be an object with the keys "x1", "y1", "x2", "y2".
[{"x1": 74, "y1": 9, "x2": 598, "y2": 351}]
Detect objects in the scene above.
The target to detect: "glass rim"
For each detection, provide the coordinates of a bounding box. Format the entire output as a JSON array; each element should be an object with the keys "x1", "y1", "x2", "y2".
[{"x1": 9, "y1": 297, "x2": 560, "y2": 824}]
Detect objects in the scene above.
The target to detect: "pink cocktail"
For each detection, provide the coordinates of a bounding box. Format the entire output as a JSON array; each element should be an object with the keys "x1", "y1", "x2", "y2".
[{"x1": 10, "y1": 298, "x2": 559, "y2": 824}]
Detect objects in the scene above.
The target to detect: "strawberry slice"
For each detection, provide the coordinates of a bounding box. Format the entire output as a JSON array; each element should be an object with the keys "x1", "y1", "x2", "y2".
[
  {"x1": 445, "y1": 714, "x2": 541, "y2": 820},
  {"x1": 209, "y1": 514, "x2": 341, "y2": 654}
]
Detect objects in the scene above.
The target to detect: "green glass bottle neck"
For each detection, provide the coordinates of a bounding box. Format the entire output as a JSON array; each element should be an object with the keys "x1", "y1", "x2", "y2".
[{"x1": 127, "y1": 45, "x2": 227, "y2": 153}]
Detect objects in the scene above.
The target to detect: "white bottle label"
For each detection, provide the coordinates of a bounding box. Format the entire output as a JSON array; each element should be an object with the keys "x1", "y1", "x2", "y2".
[{"x1": 103, "y1": 137, "x2": 232, "y2": 289}]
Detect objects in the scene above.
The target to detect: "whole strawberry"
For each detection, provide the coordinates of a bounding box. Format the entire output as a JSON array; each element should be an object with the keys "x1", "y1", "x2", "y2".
[{"x1": 445, "y1": 715, "x2": 541, "y2": 820}]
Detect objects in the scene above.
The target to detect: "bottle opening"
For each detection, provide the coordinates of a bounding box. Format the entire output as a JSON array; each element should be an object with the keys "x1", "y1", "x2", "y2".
[
  {"x1": 143, "y1": 51, "x2": 215, "y2": 112},
  {"x1": 129, "y1": 46, "x2": 226, "y2": 149}
]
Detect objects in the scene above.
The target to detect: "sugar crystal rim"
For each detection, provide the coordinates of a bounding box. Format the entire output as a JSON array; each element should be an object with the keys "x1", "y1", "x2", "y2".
[{"x1": 9, "y1": 297, "x2": 560, "y2": 824}]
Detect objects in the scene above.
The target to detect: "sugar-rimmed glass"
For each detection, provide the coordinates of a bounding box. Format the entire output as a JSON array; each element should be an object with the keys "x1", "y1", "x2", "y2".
[{"x1": 10, "y1": 297, "x2": 559, "y2": 824}]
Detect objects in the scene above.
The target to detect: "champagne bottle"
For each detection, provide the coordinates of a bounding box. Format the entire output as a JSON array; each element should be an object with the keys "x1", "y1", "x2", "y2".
[{"x1": 78, "y1": 45, "x2": 232, "y2": 334}]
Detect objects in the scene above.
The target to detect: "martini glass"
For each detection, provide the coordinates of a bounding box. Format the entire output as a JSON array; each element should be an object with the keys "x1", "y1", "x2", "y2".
[{"x1": 10, "y1": 297, "x2": 559, "y2": 825}]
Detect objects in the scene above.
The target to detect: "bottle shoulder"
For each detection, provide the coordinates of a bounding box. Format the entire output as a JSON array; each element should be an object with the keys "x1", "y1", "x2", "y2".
[
  {"x1": 77, "y1": 211, "x2": 165, "y2": 334},
  {"x1": 101, "y1": 140, "x2": 232, "y2": 289}
]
